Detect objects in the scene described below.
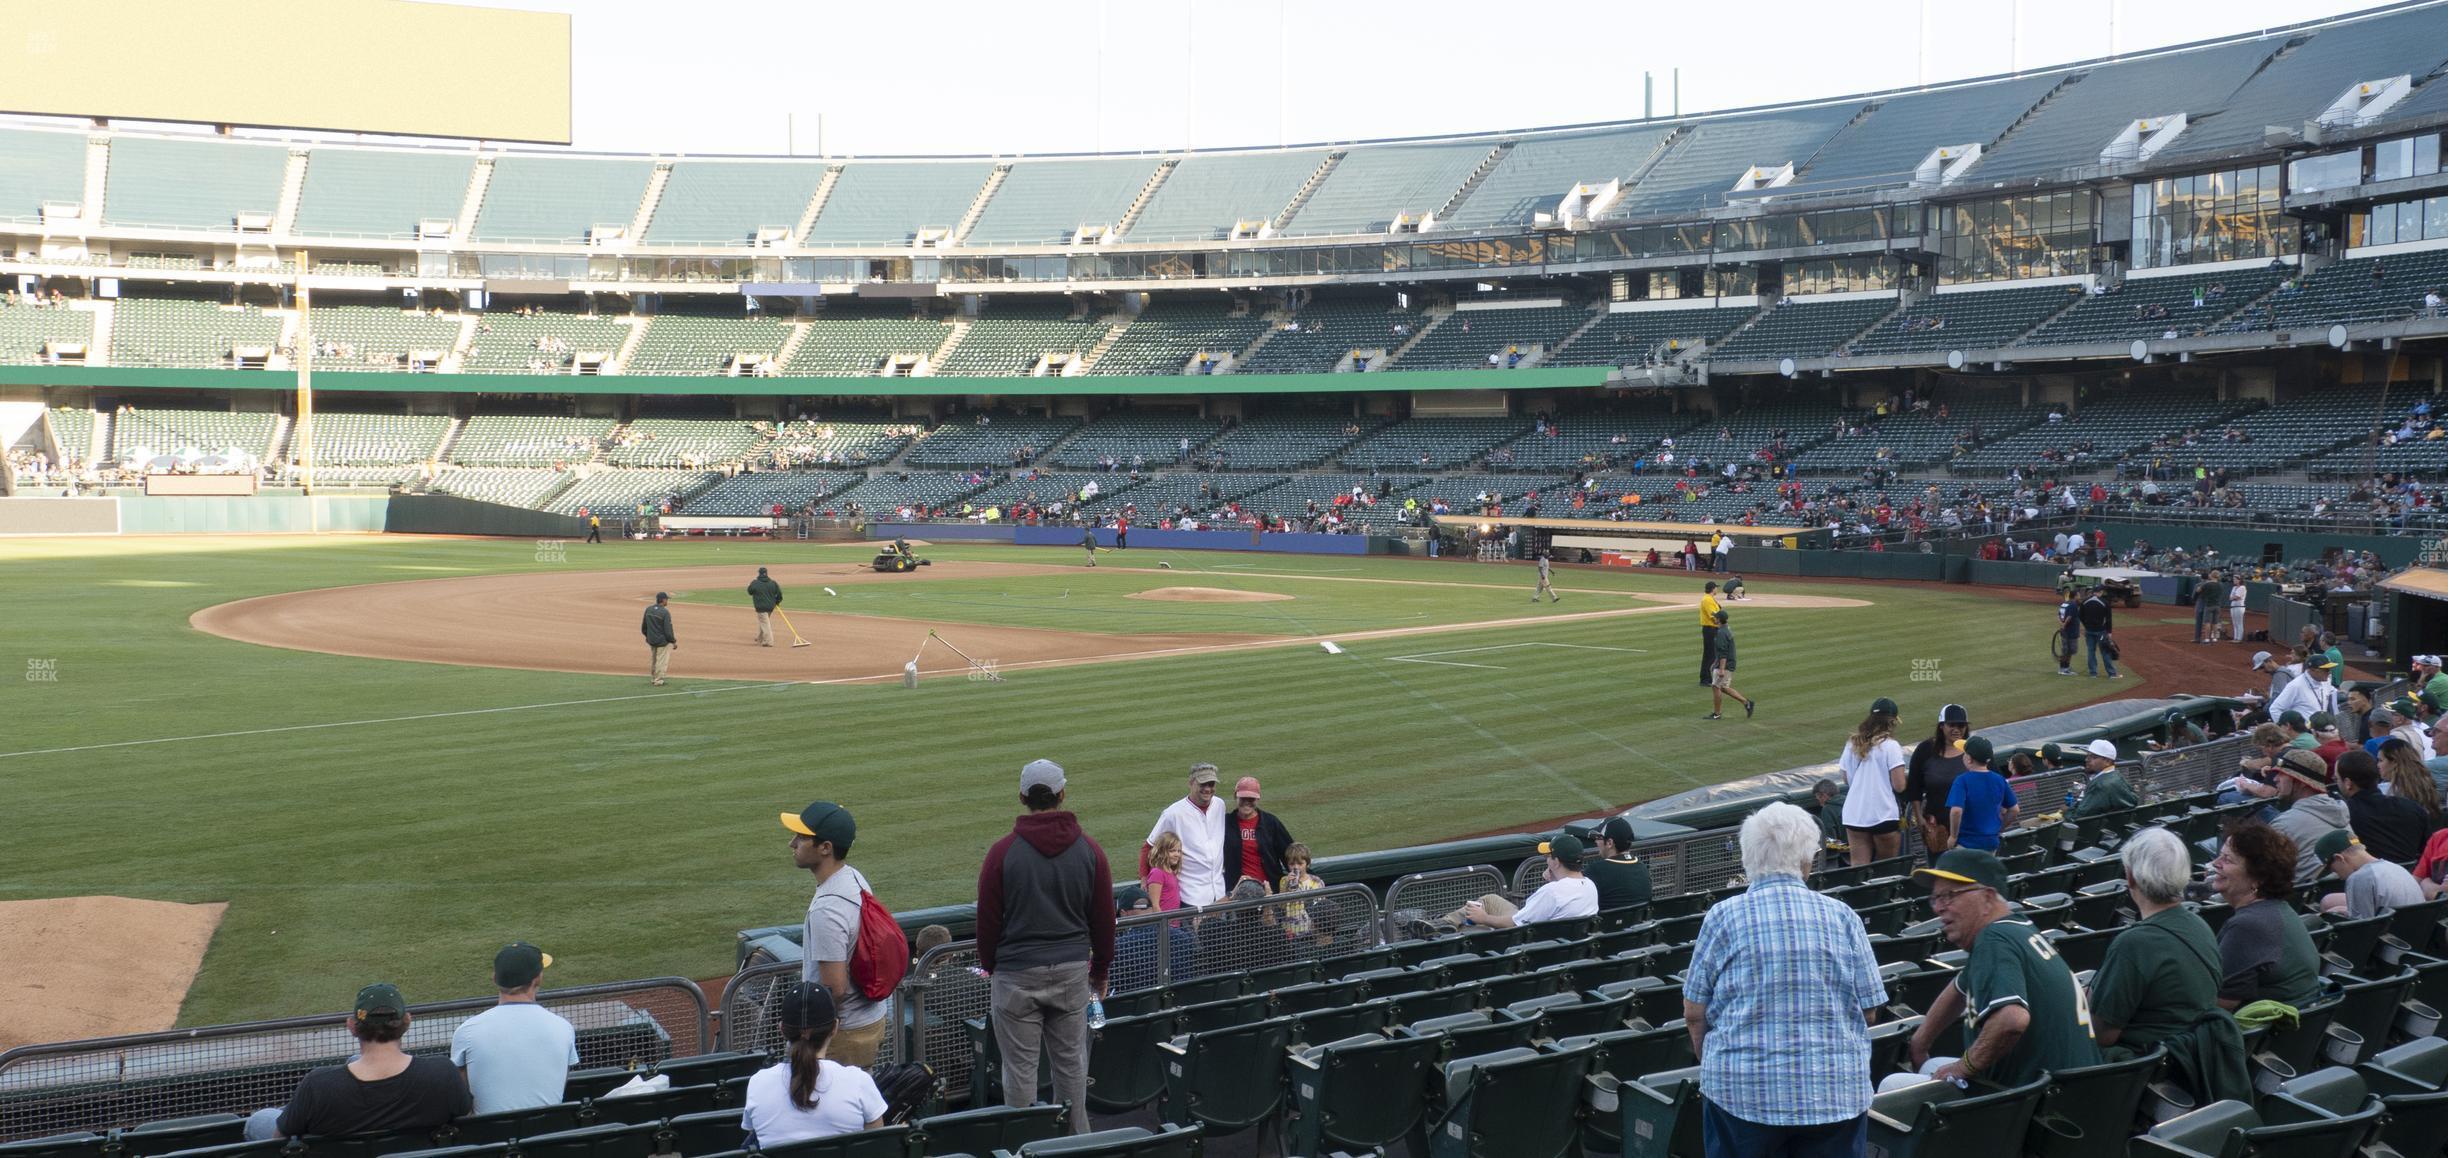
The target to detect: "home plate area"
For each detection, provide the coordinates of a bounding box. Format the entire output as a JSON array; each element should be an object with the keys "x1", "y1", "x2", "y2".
[{"x1": 1381, "y1": 641, "x2": 1650, "y2": 670}]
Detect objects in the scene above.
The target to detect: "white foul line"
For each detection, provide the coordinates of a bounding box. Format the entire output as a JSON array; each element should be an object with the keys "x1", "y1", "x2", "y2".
[
  {"x1": 0, "y1": 681, "x2": 803, "y2": 760},
  {"x1": 1384, "y1": 640, "x2": 1651, "y2": 669}
]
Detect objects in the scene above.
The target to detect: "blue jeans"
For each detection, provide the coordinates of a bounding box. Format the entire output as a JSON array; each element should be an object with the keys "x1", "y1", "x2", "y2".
[
  {"x1": 1703, "y1": 1097, "x2": 1867, "y2": 1158},
  {"x1": 2085, "y1": 629, "x2": 2117, "y2": 676}
]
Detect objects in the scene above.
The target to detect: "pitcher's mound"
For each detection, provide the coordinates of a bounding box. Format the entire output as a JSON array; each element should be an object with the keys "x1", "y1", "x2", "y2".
[
  {"x1": 0, "y1": 896, "x2": 226, "y2": 1048},
  {"x1": 1128, "y1": 586, "x2": 1295, "y2": 603}
]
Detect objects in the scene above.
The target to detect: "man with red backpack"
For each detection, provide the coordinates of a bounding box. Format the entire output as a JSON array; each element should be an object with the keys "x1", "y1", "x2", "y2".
[{"x1": 783, "y1": 801, "x2": 903, "y2": 1067}]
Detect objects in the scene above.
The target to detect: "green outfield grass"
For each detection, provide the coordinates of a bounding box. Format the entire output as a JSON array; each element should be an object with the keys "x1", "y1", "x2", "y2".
[{"x1": 2, "y1": 535, "x2": 2116, "y2": 1026}]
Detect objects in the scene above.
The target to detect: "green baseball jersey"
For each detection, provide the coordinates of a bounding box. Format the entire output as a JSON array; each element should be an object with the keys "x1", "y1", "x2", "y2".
[
  {"x1": 1955, "y1": 917, "x2": 2102, "y2": 1085},
  {"x1": 2070, "y1": 770, "x2": 2139, "y2": 819},
  {"x1": 2087, "y1": 906, "x2": 2224, "y2": 1053},
  {"x1": 1714, "y1": 625, "x2": 1736, "y2": 667}
]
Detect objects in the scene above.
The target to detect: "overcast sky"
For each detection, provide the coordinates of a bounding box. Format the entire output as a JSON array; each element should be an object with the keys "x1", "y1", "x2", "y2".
[{"x1": 456, "y1": 0, "x2": 2403, "y2": 157}]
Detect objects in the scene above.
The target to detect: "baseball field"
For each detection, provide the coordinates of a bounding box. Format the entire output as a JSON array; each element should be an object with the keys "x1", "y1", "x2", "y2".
[{"x1": 3, "y1": 534, "x2": 2141, "y2": 1033}]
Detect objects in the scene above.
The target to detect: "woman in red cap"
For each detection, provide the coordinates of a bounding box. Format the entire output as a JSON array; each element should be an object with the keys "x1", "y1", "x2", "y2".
[{"x1": 1221, "y1": 775, "x2": 1297, "y2": 895}]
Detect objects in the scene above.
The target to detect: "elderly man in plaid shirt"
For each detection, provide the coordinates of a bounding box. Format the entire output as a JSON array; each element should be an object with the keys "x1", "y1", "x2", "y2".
[{"x1": 1683, "y1": 803, "x2": 1889, "y2": 1158}]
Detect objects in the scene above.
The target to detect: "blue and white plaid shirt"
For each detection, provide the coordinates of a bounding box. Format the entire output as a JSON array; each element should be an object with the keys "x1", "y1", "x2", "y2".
[{"x1": 1682, "y1": 873, "x2": 1889, "y2": 1125}]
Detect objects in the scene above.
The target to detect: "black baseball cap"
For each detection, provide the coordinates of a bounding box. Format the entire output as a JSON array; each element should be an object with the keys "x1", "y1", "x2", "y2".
[
  {"x1": 1869, "y1": 697, "x2": 1899, "y2": 715},
  {"x1": 354, "y1": 982, "x2": 407, "y2": 1027},
  {"x1": 1599, "y1": 816, "x2": 1637, "y2": 848},
  {"x1": 781, "y1": 800, "x2": 856, "y2": 857},
  {"x1": 494, "y1": 942, "x2": 553, "y2": 989},
  {"x1": 778, "y1": 980, "x2": 837, "y2": 1033},
  {"x1": 1962, "y1": 736, "x2": 1995, "y2": 765}
]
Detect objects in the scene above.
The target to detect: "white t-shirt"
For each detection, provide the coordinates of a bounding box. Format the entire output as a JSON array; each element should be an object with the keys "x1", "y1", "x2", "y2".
[
  {"x1": 1838, "y1": 738, "x2": 1908, "y2": 828},
  {"x1": 1512, "y1": 875, "x2": 1599, "y2": 925},
  {"x1": 1147, "y1": 795, "x2": 1228, "y2": 907},
  {"x1": 449, "y1": 1001, "x2": 579, "y2": 1114},
  {"x1": 741, "y1": 1060, "x2": 886, "y2": 1147}
]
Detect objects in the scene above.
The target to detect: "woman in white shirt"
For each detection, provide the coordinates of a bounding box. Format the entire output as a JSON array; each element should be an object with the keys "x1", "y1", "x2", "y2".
[
  {"x1": 741, "y1": 983, "x2": 886, "y2": 1147},
  {"x1": 1838, "y1": 697, "x2": 1910, "y2": 866}
]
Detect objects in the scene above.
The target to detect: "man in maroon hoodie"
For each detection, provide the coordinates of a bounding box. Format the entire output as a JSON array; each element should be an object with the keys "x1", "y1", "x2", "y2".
[{"x1": 976, "y1": 758, "x2": 1115, "y2": 1134}]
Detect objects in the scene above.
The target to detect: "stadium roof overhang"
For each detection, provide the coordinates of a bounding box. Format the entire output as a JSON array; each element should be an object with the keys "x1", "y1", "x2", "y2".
[
  {"x1": 0, "y1": 364, "x2": 1617, "y2": 397},
  {"x1": 2381, "y1": 568, "x2": 2448, "y2": 603}
]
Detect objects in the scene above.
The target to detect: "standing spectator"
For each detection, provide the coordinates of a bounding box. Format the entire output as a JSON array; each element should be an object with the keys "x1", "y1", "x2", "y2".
[
  {"x1": 1901, "y1": 849, "x2": 2102, "y2": 1088},
  {"x1": 1681, "y1": 803, "x2": 1888, "y2": 1158},
  {"x1": 1420, "y1": 835, "x2": 1598, "y2": 934},
  {"x1": 1143, "y1": 765, "x2": 1227, "y2": 908},
  {"x1": 2338, "y1": 749, "x2": 2431, "y2": 864},
  {"x1": 643, "y1": 592, "x2": 678, "y2": 685},
  {"x1": 2267, "y1": 750, "x2": 2350, "y2": 886},
  {"x1": 2314, "y1": 829, "x2": 2424, "y2": 919},
  {"x1": 1276, "y1": 843, "x2": 1325, "y2": 941},
  {"x1": 2206, "y1": 820, "x2": 2324, "y2": 1010},
  {"x1": 976, "y1": 759, "x2": 1115, "y2": 1135},
  {"x1": 1838, "y1": 698, "x2": 1909, "y2": 866},
  {"x1": 2229, "y1": 577, "x2": 2248, "y2": 641},
  {"x1": 2077, "y1": 586, "x2": 2119, "y2": 678},
  {"x1": 2250, "y1": 650, "x2": 2293, "y2": 709},
  {"x1": 1906, "y1": 705, "x2": 1973, "y2": 856},
  {"x1": 245, "y1": 984, "x2": 468, "y2": 1140},
  {"x1": 1143, "y1": 833, "x2": 1185, "y2": 912},
  {"x1": 781, "y1": 801, "x2": 890, "y2": 1067},
  {"x1": 747, "y1": 568, "x2": 784, "y2": 648},
  {"x1": 2087, "y1": 829, "x2": 2251, "y2": 1104},
  {"x1": 2070, "y1": 739, "x2": 2138, "y2": 818},
  {"x1": 741, "y1": 983, "x2": 886, "y2": 1145},
  {"x1": 1220, "y1": 776, "x2": 1295, "y2": 895},
  {"x1": 1588, "y1": 816, "x2": 1655, "y2": 912},
  {"x1": 2270, "y1": 659, "x2": 2338, "y2": 720},
  {"x1": 450, "y1": 943, "x2": 578, "y2": 1114},
  {"x1": 1944, "y1": 738, "x2": 2019, "y2": 852}
]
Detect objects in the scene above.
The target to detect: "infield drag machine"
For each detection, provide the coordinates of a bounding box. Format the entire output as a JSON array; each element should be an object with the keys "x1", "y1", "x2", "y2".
[{"x1": 870, "y1": 541, "x2": 932, "y2": 573}]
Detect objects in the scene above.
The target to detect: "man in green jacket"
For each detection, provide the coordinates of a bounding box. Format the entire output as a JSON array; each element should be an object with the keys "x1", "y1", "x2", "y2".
[
  {"x1": 642, "y1": 593, "x2": 677, "y2": 685},
  {"x1": 746, "y1": 567, "x2": 784, "y2": 647},
  {"x1": 2071, "y1": 739, "x2": 2139, "y2": 818}
]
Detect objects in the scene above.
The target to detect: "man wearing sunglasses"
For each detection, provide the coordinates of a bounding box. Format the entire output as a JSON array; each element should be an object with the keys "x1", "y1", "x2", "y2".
[{"x1": 1895, "y1": 849, "x2": 2101, "y2": 1091}]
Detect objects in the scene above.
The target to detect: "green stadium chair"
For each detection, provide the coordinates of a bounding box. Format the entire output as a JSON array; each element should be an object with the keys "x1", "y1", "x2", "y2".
[
  {"x1": 1400, "y1": 1011, "x2": 1539, "y2": 1062},
  {"x1": 2378, "y1": 896, "x2": 2448, "y2": 962},
  {"x1": 1425, "y1": 1043, "x2": 1596, "y2": 1158},
  {"x1": 1085, "y1": 1008, "x2": 1181, "y2": 1114},
  {"x1": 693, "y1": 1124, "x2": 918, "y2": 1158},
  {"x1": 911, "y1": 1105, "x2": 1067, "y2": 1156},
  {"x1": 1242, "y1": 960, "x2": 1319, "y2": 993},
  {"x1": 503, "y1": 1122, "x2": 660, "y2": 1158},
  {"x1": 2258, "y1": 1067, "x2": 2370, "y2": 1127},
  {"x1": 1005, "y1": 1123, "x2": 1199, "y2": 1157},
  {"x1": 2320, "y1": 970, "x2": 2411, "y2": 1066},
  {"x1": 1383, "y1": 983, "x2": 1484, "y2": 1025},
  {"x1": 1475, "y1": 968, "x2": 1559, "y2": 1010},
  {"x1": 0, "y1": 1134, "x2": 112, "y2": 1158},
  {"x1": 2358, "y1": 1036, "x2": 2448, "y2": 1095},
  {"x1": 1498, "y1": 990, "x2": 1635, "y2": 1039},
  {"x1": 1863, "y1": 1072, "x2": 2050, "y2": 1158},
  {"x1": 2372, "y1": 1088, "x2": 2448, "y2": 1158},
  {"x1": 1319, "y1": 947, "x2": 1392, "y2": 978},
  {"x1": 1160, "y1": 975, "x2": 1240, "y2": 1007},
  {"x1": 1535, "y1": 953, "x2": 1645, "y2": 991},
  {"x1": 1415, "y1": 953, "x2": 1510, "y2": 987},
  {"x1": 1286, "y1": 997, "x2": 1393, "y2": 1046},
  {"x1": 563, "y1": 1067, "x2": 641, "y2": 1102},
  {"x1": 1155, "y1": 1014, "x2": 1295, "y2": 1136},
  {"x1": 1171, "y1": 993, "x2": 1269, "y2": 1036},
  {"x1": 1267, "y1": 978, "x2": 1366, "y2": 1015},
  {"x1": 1097, "y1": 988, "x2": 1165, "y2": 1019},
  {"x1": 1615, "y1": 1064, "x2": 1704, "y2": 1158},
  {"x1": 587, "y1": 1084, "x2": 720, "y2": 1125},
  {"x1": 658, "y1": 1109, "x2": 748, "y2": 1157},
  {"x1": 438, "y1": 1103, "x2": 588, "y2": 1147},
  {"x1": 384, "y1": 1146, "x2": 504, "y2": 1158},
  {"x1": 2026, "y1": 1048, "x2": 2165, "y2": 1158},
  {"x1": 1867, "y1": 1016, "x2": 1923, "y2": 1082},
  {"x1": 1500, "y1": 938, "x2": 1589, "y2": 972},
  {"x1": 1553, "y1": 1026, "x2": 1689, "y2": 1154},
  {"x1": 2047, "y1": 925, "x2": 2123, "y2": 974},
  {"x1": 2070, "y1": 881, "x2": 2132, "y2": 931},
  {"x1": 294, "y1": 1127, "x2": 449, "y2": 1158},
  {"x1": 119, "y1": 1116, "x2": 247, "y2": 1156},
  {"x1": 648, "y1": 1052, "x2": 769, "y2": 1089},
  {"x1": 1282, "y1": 1032, "x2": 1442, "y2": 1156},
  {"x1": 1870, "y1": 929, "x2": 1945, "y2": 966},
  {"x1": 2131, "y1": 1100, "x2": 2261, "y2": 1158},
  {"x1": 2318, "y1": 915, "x2": 2390, "y2": 977}
]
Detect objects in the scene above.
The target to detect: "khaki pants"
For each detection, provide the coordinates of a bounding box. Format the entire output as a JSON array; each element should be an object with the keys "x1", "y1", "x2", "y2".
[
  {"x1": 992, "y1": 961, "x2": 1093, "y2": 1133},
  {"x1": 1441, "y1": 893, "x2": 1518, "y2": 926},
  {"x1": 650, "y1": 644, "x2": 673, "y2": 682},
  {"x1": 830, "y1": 1013, "x2": 887, "y2": 1068},
  {"x1": 755, "y1": 611, "x2": 774, "y2": 646}
]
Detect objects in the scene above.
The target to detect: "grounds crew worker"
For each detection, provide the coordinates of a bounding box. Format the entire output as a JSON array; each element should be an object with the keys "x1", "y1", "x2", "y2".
[
  {"x1": 586, "y1": 514, "x2": 602, "y2": 544},
  {"x1": 747, "y1": 567, "x2": 784, "y2": 648},
  {"x1": 643, "y1": 592, "x2": 677, "y2": 685},
  {"x1": 1082, "y1": 526, "x2": 1098, "y2": 567},
  {"x1": 1698, "y1": 581, "x2": 1723, "y2": 686}
]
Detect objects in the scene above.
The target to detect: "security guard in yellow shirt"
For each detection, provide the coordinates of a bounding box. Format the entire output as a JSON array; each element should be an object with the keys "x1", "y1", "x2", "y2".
[{"x1": 1699, "y1": 581, "x2": 1723, "y2": 686}]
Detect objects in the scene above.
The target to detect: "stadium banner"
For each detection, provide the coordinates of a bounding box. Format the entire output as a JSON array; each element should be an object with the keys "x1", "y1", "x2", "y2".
[
  {"x1": 0, "y1": 365, "x2": 1616, "y2": 397},
  {"x1": 1, "y1": 1, "x2": 571, "y2": 143},
  {"x1": 0, "y1": 496, "x2": 119, "y2": 536}
]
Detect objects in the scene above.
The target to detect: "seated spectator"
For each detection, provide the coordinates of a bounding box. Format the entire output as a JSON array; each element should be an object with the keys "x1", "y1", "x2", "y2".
[
  {"x1": 245, "y1": 984, "x2": 469, "y2": 1140},
  {"x1": 2377, "y1": 738, "x2": 2444, "y2": 825},
  {"x1": 1897, "y1": 849, "x2": 2102, "y2": 1089},
  {"x1": 1681, "y1": 803, "x2": 1887, "y2": 1153},
  {"x1": 1587, "y1": 817, "x2": 1654, "y2": 912},
  {"x1": 2207, "y1": 821, "x2": 2324, "y2": 1010},
  {"x1": 2071, "y1": 739, "x2": 2139, "y2": 817},
  {"x1": 2316, "y1": 829, "x2": 2423, "y2": 918},
  {"x1": 2340, "y1": 749, "x2": 2431, "y2": 864},
  {"x1": 2268, "y1": 749, "x2": 2349, "y2": 885},
  {"x1": 1109, "y1": 886, "x2": 1194, "y2": 994},
  {"x1": 1420, "y1": 834, "x2": 1598, "y2": 934},
  {"x1": 1807, "y1": 779, "x2": 1849, "y2": 851},
  {"x1": 2087, "y1": 829, "x2": 2251, "y2": 1102},
  {"x1": 742, "y1": 983, "x2": 885, "y2": 1145},
  {"x1": 450, "y1": 943, "x2": 578, "y2": 1115}
]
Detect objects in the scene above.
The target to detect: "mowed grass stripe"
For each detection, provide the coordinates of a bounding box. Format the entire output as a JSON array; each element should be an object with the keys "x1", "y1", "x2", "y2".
[{"x1": 2, "y1": 537, "x2": 2101, "y2": 1025}]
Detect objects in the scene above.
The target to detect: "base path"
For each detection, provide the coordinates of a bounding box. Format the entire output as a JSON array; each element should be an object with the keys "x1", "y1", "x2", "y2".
[
  {"x1": 0, "y1": 897, "x2": 226, "y2": 1049},
  {"x1": 192, "y1": 560, "x2": 1870, "y2": 683}
]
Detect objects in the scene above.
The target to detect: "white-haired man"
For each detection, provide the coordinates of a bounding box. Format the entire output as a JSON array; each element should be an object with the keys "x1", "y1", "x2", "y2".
[
  {"x1": 1681, "y1": 803, "x2": 1888, "y2": 1158},
  {"x1": 2086, "y1": 828, "x2": 2250, "y2": 1104}
]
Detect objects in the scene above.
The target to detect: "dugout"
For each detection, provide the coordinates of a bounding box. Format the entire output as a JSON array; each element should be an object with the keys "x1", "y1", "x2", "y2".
[{"x1": 2380, "y1": 567, "x2": 2448, "y2": 673}]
